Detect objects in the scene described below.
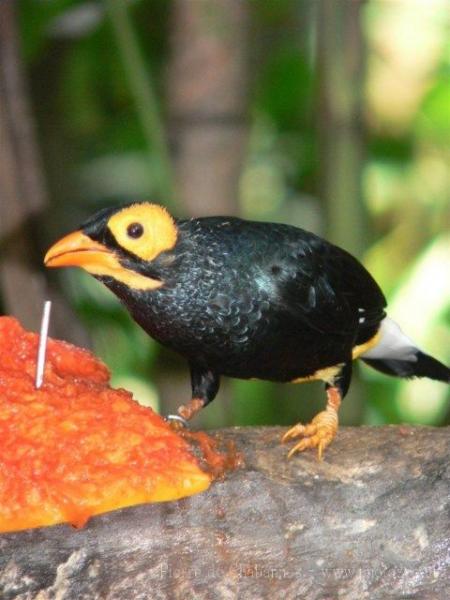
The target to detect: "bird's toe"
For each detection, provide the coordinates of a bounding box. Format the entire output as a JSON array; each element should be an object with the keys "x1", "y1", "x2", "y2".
[{"x1": 283, "y1": 407, "x2": 339, "y2": 460}]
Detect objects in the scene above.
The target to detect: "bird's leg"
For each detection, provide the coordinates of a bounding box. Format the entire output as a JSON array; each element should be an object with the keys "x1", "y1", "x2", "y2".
[
  {"x1": 177, "y1": 398, "x2": 205, "y2": 421},
  {"x1": 282, "y1": 387, "x2": 341, "y2": 460},
  {"x1": 176, "y1": 366, "x2": 220, "y2": 423},
  {"x1": 282, "y1": 361, "x2": 352, "y2": 460}
]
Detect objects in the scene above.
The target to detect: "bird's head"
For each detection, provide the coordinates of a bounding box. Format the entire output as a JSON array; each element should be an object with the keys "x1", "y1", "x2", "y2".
[{"x1": 44, "y1": 203, "x2": 178, "y2": 291}]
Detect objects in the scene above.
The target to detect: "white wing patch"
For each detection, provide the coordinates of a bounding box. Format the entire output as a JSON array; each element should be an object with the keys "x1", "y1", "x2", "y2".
[{"x1": 361, "y1": 317, "x2": 418, "y2": 362}]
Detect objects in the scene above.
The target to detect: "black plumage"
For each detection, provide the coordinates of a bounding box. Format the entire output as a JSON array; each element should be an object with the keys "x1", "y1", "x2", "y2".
[
  {"x1": 87, "y1": 216, "x2": 382, "y2": 375},
  {"x1": 45, "y1": 202, "x2": 450, "y2": 457}
]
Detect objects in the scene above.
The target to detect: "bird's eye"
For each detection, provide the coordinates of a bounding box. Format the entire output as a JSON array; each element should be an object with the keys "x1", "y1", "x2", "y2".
[{"x1": 127, "y1": 222, "x2": 144, "y2": 239}]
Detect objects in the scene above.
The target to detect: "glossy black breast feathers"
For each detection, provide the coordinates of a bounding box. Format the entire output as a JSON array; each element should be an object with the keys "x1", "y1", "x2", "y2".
[{"x1": 110, "y1": 216, "x2": 387, "y2": 381}]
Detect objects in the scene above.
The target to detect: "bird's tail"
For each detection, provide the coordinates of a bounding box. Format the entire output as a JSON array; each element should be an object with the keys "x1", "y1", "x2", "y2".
[
  {"x1": 360, "y1": 317, "x2": 450, "y2": 383},
  {"x1": 363, "y1": 352, "x2": 450, "y2": 383}
]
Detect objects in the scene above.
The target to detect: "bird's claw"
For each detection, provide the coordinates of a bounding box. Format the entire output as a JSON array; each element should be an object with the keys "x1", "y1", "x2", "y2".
[{"x1": 281, "y1": 409, "x2": 338, "y2": 461}]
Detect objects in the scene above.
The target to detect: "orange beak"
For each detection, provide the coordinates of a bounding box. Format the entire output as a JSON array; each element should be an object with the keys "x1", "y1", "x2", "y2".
[
  {"x1": 44, "y1": 231, "x2": 115, "y2": 272},
  {"x1": 44, "y1": 230, "x2": 162, "y2": 291}
]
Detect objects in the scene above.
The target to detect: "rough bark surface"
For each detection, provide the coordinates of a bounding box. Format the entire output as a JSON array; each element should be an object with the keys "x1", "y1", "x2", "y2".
[{"x1": 1, "y1": 426, "x2": 449, "y2": 599}]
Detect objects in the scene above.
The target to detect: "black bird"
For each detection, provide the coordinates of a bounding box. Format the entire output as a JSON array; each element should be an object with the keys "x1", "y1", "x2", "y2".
[{"x1": 45, "y1": 203, "x2": 450, "y2": 458}]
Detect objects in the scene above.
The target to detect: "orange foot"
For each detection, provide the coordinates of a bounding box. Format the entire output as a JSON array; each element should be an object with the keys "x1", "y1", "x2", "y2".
[
  {"x1": 178, "y1": 397, "x2": 205, "y2": 421},
  {"x1": 282, "y1": 387, "x2": 342, "y2": 460}
]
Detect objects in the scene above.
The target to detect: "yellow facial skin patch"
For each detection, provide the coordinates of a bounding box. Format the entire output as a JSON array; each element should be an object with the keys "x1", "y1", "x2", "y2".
[{"x1": 107, "y1": 203, "x2": 178, "y2": 263}]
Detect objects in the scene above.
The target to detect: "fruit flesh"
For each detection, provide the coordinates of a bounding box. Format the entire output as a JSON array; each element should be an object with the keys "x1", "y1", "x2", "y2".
[{"x1": 0, "y1": 317, "x2": 211, "y2": 533}]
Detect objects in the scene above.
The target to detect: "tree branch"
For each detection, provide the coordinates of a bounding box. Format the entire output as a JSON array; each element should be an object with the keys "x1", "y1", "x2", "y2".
[{"x1": 1, "y1": 426, "x2": 449, "y2": 598}]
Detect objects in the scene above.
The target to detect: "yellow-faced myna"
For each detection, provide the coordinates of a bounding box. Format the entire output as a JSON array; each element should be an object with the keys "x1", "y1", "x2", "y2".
[{"x1": 45, "y1": 203, "x2": 450, "y2": 458}]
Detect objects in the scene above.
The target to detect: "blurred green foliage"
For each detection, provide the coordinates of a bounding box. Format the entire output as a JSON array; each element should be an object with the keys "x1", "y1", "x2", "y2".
[{"x1": 17, "y1": 0, "x2": 449, "y2": 428}]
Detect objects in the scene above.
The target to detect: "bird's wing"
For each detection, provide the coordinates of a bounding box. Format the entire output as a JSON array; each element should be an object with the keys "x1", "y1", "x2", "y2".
[{"x1": 273, "y1": 237, "x2": 387, "y2": 339}]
